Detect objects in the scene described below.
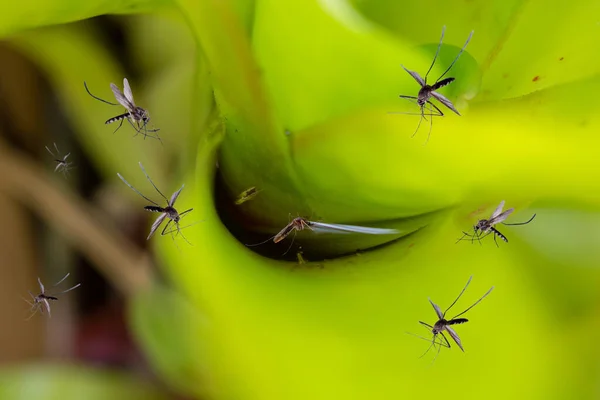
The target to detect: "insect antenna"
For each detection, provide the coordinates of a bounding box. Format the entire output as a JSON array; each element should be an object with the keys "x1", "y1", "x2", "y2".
[
  {"x1": 502, "y1": 213, "x2": 536, "y2": 226},
  {"x1": 423, "y1": 25, "x2": 446, "y2": 84},
  {"x1": 435, "y1": 30, "x2": 474, "y2": 83},
  {"x1": 117, "y1": 173, "x2": 160, "y2": 206},
  {"x1": 84, "y1": 81, "x2": 119, "y2": 106},
  {"x1": 138, "y1": 162, "x2": 169, "y2": 203},
  {"x1": 442, "y1": 276, "x2": 473, "y2": 317},
  {"x1": 451, "y1": 286, "x2": 494, "y2": 320}
]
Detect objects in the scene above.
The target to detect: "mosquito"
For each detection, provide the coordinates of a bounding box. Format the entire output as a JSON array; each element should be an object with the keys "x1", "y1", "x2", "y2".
[
  {"x1": 247, "y1": 216, "x2": 400, "y2": 255},
  {"x1": 456, "y1": 200, "x2": 537, "y2": 247},
  {"x1": 408, "y1": 276, "x2": 494, "y2": 362},
  {"x1": 117, "y1": 162, "x2": 194, "y2": 244},
  {"x1": 84, "y1": 78, "x2": 161, "y2": 141},
  {"x1": 23, "y1": 273, "x2": 81, "y2": 319},
  {"x1": 235, "y1": 186, "x2": 261, "y2": 205},
  {"x1": 390, "y1": 26, "x2": 474, "y2": 143},
  {"x1": 45, "y1": 143, "x2": 74, "y2": 176}
]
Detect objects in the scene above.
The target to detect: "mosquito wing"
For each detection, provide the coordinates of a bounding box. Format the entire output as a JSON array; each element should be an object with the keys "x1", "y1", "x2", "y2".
[
  {"x1": 490, "y1": 200, "x2": 505, "y2": 219},
  {"x1": 488, "y1": 209, "x2": 514, "y2": 226},
  {"x1": 428, "y1": 299, "x2": 444, "y2": 320},
  {"x1": 147, "y1": 213, "x2": 167, "y2": 240},
  {"x1": 169, "y1": 185, "x2": 185, "y2": 206},
  {"x1": 430, "y1": 91, "x2": 460, "y2": 115},
  {"x1": 273, "y1": 221, "x2": 297, "y2": 243},
  {"x1": 42, "y1": 298, "x2": 51, "y2": 318},
  {"x1": 308, "y1": 221, "x2": 399, "y2": 235},
  {"x1": 110, "y1": 82, "x2": 135, "y2": 111},
  {"x1": 401, "y1": 65, "x2": 425, "y2": 87},
  {"x1": 122, "y1": 78, "x2": 136, "y2": 106},
  {"x1": 37, "y1": 277, "x2": 45, "y2": 293},
  {"x1": 445, "y1": 326, "x2": 464, "y2": 351}
]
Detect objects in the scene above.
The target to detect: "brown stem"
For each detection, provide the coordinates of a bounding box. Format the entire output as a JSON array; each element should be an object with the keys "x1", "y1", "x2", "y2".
[{"x1": 0, "y1": 139, "x2": 153, "y2": 297}]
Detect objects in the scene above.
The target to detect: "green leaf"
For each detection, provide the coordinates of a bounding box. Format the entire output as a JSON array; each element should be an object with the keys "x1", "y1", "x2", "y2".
[
  {"x1": 0, "y1": 0, "x2": 170, "y2": 38},
  {"x1": 130, "y1": 284, "x2": 213, "y2": 398}
]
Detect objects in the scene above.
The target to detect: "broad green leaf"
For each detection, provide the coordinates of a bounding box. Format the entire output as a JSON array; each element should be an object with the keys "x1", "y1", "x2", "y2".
[
  {"x1": 130, "y1": 284, "x2": 214, "y2": 398},
  {"x1": 350, "y1": 0, "x2": 600, "y2": 100},
  {"x1": 0, "y1": 0, "x2": 170, "y2": 38}
]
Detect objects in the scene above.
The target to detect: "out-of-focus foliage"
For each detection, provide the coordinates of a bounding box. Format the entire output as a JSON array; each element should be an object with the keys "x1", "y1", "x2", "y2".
[
  {"x1": 2, "y1": 0, "x2": 600, "y2": 399},
  {"x1": 0, "y1": 365, "x2": 168, "y2": 400}
]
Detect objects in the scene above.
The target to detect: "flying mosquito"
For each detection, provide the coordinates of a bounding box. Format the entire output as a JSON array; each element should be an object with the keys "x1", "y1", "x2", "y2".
[
  {"x1": 45, "y1": 143, "x2": 74, "y2": 176},
  {"x1": 408, "y1": 276, "x2": 494, "y2": 362},
  {"x1": 235, "y1": 186, "x2": 261, "y2": 205},
  {"x1": 456, "y1": 200, "x2": 537, "y2": 247},
  {"x1": 390, "y1": 26, "x2": 474, "y2": 143},
  {"x1": 23, "y1": 273, "x2": 81, "y2": 319},
  {"x1": 247, "y1": 216, "x2": 400, "y2": 255},
  {"x1": 84, "y1": 78, "x2": 161, "y2": 141},
  {"x1": 117, "y1": 162, "x2": 194, "y2": 244}
]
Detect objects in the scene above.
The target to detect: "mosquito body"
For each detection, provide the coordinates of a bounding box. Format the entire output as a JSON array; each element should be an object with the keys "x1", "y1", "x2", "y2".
[
  {"x1": 84, "y1": 78, "x2": 160, "y2": 141},
  {"x1": 24, "y1": 273, "x2": 81, "y2": 319},
  {"x1": 45, "y1": 143, "x2": 73, "y2": 176},
  {"x1": 408, "y1": 276, "x2": 493, "y2": 362},
  {"x1": 235, "y1": 186, "x2": 261, "y2": 205},
  {"x1": 391, "y1": 26, "x2": 474, "y2": 142},
  {"x1": 248, "y1": 216, "x2": 400, "y2": 255},
  {"x1": 117, "y1": 162, "x2": 193, "y2": 244},
  {"x1": 457, "y1": 200, "x2": 537, "y2": 246}
]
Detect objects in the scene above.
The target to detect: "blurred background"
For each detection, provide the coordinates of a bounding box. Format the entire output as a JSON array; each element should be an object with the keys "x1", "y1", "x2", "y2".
[{"x1": 1, "y1": 1, "x2": 600, "y2": 399}]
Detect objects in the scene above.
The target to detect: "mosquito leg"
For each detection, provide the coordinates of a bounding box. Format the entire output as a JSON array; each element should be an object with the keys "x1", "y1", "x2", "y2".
[
  {"x1": 502, "y1": 213, "x2": 537, "y2": 226},
  {"x1": 281, "y1": 230, "x2": 298, "y2": 257},
  {"x1": 411, "y1": 110, "x2": 425, "y2": 138},
  {"x1": 112, "y1": 118, "x2": 125, "y2": 134}
]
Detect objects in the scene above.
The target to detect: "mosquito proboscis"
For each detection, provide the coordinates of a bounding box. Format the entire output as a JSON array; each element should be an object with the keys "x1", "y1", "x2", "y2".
[
  {"x1": 84, "y1": 78, "x2": 161, "y2": 142},
  {"x1": 23, "y1": 273, "x2": 81, "y2": 319},
  {"x1": 456, "y1": 200, "x2": 537, "y2": 246},
  {"x1": 407, "y1": 276, "x2": 493, "y2": 363},
  {"x1": 117, "y1": 162, "x2": 194, "y2": 245},
  {"x1": 390, "y1": 26, "x2": 474, "y2": 143}
]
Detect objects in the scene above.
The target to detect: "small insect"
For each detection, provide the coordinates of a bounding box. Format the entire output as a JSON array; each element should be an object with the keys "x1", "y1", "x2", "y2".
[
  {"x1": 84, "y1": 78, "x2": 160, "y2": 141},
  {"x1": 235, "y1": 186, "x2": 261, "y2": 205},
  {"x1": 23, "y1": 273, "x2": 81, "y2": 319},
  {"x1": 248, "y1": 216, "x2": 400, "y2": 255},
  {"x1": 45, "y1": 143, "x2": 74, "y2": 176},
  {"x1": 456, "y1": 200, "x2": 537, "y2": 246},
  {"x1": 390, "y1": 26, "x2": 474, "y2": 143},
  {"x1": 117, "y1": 162, "x2": 194, "y2": 244},
  {"x1": 408, "y1": 276, "x2": 494, "y2": 362}
]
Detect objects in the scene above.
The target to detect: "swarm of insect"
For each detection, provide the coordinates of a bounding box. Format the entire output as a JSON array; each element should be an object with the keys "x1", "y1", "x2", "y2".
[
  {"x1": 23, "y1": 273, "x2": 81, "y2": 319},
  {"x1": 390, "y1": 26, "x2": 474, "y2": 143},
  {"x1": 84, "y1": 78, "x2": 161, "y2": 141},
  {"x1": 117, "y1": 162, "x2": 194, "y2": 244},
  {"x1": 456, "y1": 200, "x2": 537, "y2": 246},
  {"x1": 408, "y1": 276, "x2": 493, "y2": 362},
  {"x1": 247, "y1": 216, "x2": 400, "y2": 255},
  {"x1": 45, "y1": 143, "x2": 74, "y2": 177}
]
